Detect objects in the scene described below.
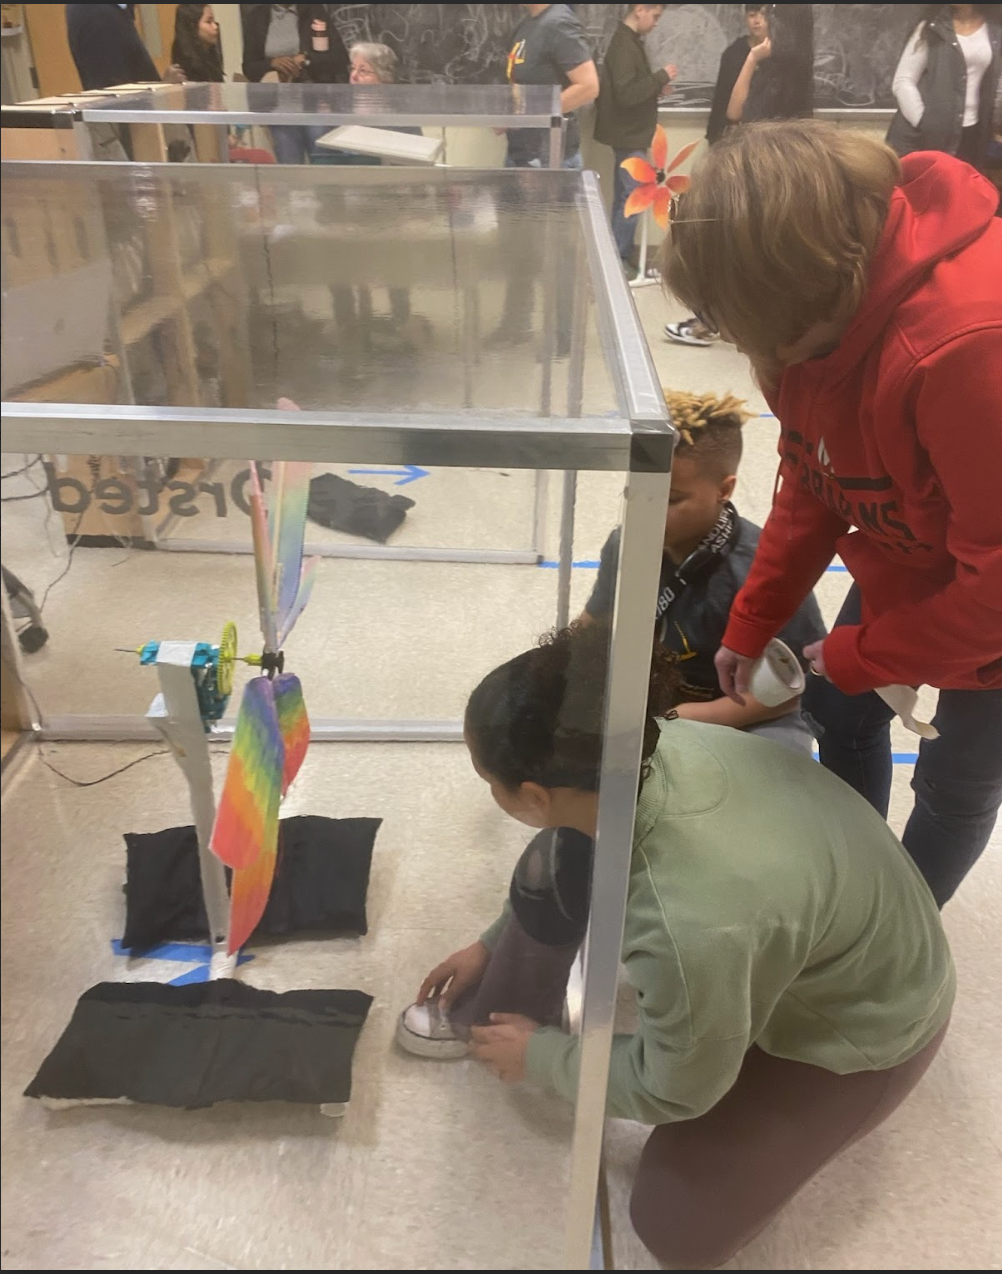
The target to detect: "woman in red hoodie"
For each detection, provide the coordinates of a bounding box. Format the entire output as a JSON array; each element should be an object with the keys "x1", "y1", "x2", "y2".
[{"x1": 662, "y1": 119, "x2": 1001, "y2": 906}]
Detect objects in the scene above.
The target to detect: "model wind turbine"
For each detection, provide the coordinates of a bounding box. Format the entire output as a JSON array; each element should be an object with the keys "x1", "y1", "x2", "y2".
[{"x1": 135, "y1": 454, "x2": 316, "y2": 972}]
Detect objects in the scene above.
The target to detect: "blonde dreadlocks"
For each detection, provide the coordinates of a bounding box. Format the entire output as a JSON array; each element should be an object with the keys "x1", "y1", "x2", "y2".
[{"x1": 663, "y1": 390, "x2": 750, "y2": 479}]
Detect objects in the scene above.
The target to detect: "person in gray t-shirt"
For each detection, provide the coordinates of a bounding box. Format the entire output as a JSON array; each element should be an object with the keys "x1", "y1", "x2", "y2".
[
  {"x1": 504, "y1": 3, "x2": 598, "y2": 167},
  {"x1": 583, "y1": 391, "x2": 826, "y2": 754}
]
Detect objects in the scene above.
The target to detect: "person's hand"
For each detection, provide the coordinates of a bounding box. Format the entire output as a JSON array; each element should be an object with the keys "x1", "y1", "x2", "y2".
[
  {"x1": 714, "y1": 645, "x2": 755, "y2": 704},
  {"x1": 663, "y1": 63, "x2": 678, "y2": 80},
  {"x1": 803, "y1": 640, "x2": 829, "y2": 681},
  {"x1": 271, "y1": 55, "x2": 303, "y2": 81},
  {"x1": 164, "y1": 64, "x2": 187, "y2": 85},
  {"x1": 749, "y1": 37, "x2": 772, "y2": 64},
  {"x1": 469, "y1": 1013, "x2": 540, "y2": 1082},
  {"x1": 417, "y1": 941, "x2": 490, "y2": 1009},
  {"x1": 493, "y1": 127, "x2": 508, "y2": 136}
]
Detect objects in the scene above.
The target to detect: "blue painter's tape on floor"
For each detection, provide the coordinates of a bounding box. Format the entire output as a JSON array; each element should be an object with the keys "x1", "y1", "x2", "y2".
[
  {"x1": 538, "y1": 559, "x2": 848, "y2": 574},
  {"x1": 111, "y1": 939, "x2": 215, "y2": 962},
  {"x1": 110, "y1": 938, "x2": 255, "y2": 985},
  {"x1": 537, "y1": 559, "x2": 601, "y2": 569},
  {"x1": 814, "y1": 752, "x2": 918, "y2": 765}
]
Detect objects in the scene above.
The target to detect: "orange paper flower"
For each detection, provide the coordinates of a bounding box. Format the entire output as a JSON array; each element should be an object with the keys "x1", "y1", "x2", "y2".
[{"x1": 621, "y1": 127, "x2": 700, "y2": 229}]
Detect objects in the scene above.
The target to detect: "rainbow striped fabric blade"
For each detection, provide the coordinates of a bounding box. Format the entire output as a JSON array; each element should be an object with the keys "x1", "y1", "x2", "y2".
[
  {"x1": 268, "y1": 459, "x2": 313, "y2": 634},
  {"x1": 248, "y1": 463, "x2": 278, "y2": 652},
  {"x1": 277, "y1": 556, "x2": 317, "y2": 649},
  {"x1": 210, "y1": 677, "x2": 283, "y2": 872},
  {"x1": 227, "y1": 834, "x2": 279, "y2": 955},
  {"x1": 273, "y1": 672, "x2": 310, "y2": 795}
]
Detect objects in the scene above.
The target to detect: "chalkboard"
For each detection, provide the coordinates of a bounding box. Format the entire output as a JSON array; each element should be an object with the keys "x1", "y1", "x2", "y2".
[{"x1": 328, "y1": 4, "x2": 922, "y2": 110}]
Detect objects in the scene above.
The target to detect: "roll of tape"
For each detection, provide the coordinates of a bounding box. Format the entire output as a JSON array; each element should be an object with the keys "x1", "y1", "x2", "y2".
[{"x1": 748, "y1": 638, "x2": 805, "y2": 707}]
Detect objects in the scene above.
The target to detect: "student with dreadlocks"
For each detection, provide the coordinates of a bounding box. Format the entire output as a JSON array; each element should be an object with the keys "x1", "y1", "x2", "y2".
[{"x1": 584, "y1": 388, "x2": 826, "y2": 754}]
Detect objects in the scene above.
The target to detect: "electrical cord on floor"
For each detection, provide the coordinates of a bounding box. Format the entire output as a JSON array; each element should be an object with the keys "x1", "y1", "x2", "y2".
[
  {"x1": 37, "y1": 748, "x2": 170, "y2": 788},
  {"x1": 0, "y1": 455, "x2": 42, "y2": 481},
  {"x1": 1, "y1": 488, "x2": 49, "y2": 503},
  {"x1": 7, "y1": 665, "x2": 169, "y2": 787}
]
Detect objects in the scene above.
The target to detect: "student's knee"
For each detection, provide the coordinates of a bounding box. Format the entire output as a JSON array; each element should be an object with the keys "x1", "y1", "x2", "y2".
[
  {"x1": 911, "y1": 759, "x2": 1002, "y2": 821},
  {"x1": 629, "y1": 1163, "x2": 739, "y2": 1270}
]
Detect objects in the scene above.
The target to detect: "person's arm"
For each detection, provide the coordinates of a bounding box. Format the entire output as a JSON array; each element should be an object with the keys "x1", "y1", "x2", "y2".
[
  {"x1": 891, "y1": 25, "x2": 928, "y2": 129},
  {"x1": 727, "y1": 38, "x2": 770, "y2": 122},
  {"x1": 125, "y1": 22, "x2": 160, "y2": 84},
  {"x1": 706, "y1": 44, "x2": 739, "y2": 144},
  {"x1": 562, "y1": 59, "x2": 600, "y2": 112},
  {"x1": 674, "y1": 693, "x2": 799, "y2": 729},
  {"x1": 722, "y1": 456, "x2": 849, "y2": 663},
  {"x1": 581, "y1": 529, "x2": 620, "y2": 624},
  {"x1": 603, "y1": 32, "x2": 670, "y2": 109},
  {"x1": 824, "y1": 330, "x2": 1002, "y2": 694},
  {"x1": 547, "y1": 11, "x2": 598, "y2": 112},
  {"x1": 240, "y1": 5, "x2": 274, "y2": 83},
  {"x1": 526, "y1": 926, "x2": 754, "y2": 1123}
]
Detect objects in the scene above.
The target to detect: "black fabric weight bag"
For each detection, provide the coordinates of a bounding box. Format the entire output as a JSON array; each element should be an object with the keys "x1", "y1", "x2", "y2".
[
  {"x1": 122, "y1": 815, "x2": 379, "y2": 953},
  {"x1": 307, "y1": 473, "x2": 414, "y2": 543},
  {"x1": 25, "y1": 980, "x2": 372, "y2": 1108}
]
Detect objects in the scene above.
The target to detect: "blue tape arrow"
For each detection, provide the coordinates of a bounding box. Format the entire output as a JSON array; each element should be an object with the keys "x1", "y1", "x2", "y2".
[
  {"x1": 348, "y1": 465, "x2": 429, "y2": 487},
  {"x1": 110, "y1": 939, "x2": 254, "y2": 986}
]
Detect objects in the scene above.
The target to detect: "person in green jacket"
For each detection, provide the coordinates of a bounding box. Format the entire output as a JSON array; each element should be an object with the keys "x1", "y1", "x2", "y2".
[
  {"x1": 594, "y1": 4, "x2": 676, "y2": 268},
  {"x1": 396, "y1": 623, "x2": 954, "y2": 1267}
]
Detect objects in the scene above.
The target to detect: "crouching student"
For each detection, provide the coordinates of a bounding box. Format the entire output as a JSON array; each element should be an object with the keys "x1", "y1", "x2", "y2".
[{"x1": 398, "y1": 623, "x2": 953, "y2": 1269}]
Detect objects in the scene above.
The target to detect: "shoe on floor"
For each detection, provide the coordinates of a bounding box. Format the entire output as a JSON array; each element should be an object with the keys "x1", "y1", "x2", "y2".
[
  {"x1": 396, "y1": 1001, "x2": 468, "y2": 1059},
  {"x1": 664, "y1": 317, "x2": 717, "y2": 347}
]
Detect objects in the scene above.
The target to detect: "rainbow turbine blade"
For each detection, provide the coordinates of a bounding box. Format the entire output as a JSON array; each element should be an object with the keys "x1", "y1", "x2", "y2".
[
  {"x1": 268, "y1": 459, "x2": 313, "y2": 630},
  {"x1": 273, "y1": 672, "x2": 310, "y2": 794},
  {"x1": 211, "y1": 676, "x2": 283, "y2": 873},
  {"x1": 248, "y1": 464, "x2": 278, "y2": 652}
]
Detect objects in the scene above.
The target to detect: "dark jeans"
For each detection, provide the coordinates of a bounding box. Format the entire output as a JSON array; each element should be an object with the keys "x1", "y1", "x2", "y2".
[
  {"x1": 611, "y1": 147, "x2": 645, "y2": 262},
  {"x1": 802, "y1": 585, "x2": 1002, "y2": 906}
]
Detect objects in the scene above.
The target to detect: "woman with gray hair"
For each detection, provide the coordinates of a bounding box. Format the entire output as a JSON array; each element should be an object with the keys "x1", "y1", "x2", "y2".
[
  {"x1": 319, "y1": 39, "x2": 427, "y2": 359},
  {"x1": 347, "y1": 41, "x2": 398, "y2": 84}
]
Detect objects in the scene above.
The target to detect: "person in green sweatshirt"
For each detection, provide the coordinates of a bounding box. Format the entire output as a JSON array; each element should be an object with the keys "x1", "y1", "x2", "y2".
[
  {"x1": 595, "y1": 4, "x2": 676, "y2": 269},
  {"x1": 396, "y1": 623, "x2": 954, "y2": 1268}
]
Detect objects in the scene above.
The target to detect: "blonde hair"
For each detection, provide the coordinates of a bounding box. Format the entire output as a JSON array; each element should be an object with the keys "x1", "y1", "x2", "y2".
[
  {"x1": 663, "y1": 389, "x2": 749, "y2": 478},
  {"x1": 659, "y1": 120, "x2": 900, "y2": 374}
]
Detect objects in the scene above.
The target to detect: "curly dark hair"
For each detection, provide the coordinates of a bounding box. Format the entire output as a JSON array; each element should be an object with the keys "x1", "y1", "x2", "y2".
[
  {"x1": 171, "y1": 4, "x2": 224, "y2": 83},
  {"x1": 464, "y1": 623, "x2": 679, "y2": 794}
]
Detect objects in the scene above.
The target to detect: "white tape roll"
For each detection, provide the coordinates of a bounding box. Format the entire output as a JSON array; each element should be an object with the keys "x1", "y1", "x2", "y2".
[{"x1": 748, "y1": 638, "x2": 806, "y2": 707}]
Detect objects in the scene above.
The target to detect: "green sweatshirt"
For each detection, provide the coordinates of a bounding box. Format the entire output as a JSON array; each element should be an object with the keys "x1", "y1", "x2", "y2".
[
  {"x1": 515, "y1": 719, "x2": 954, "y2": 1124},
  {"x1": 594, "y1": 22, "x2": 669, "y2": 152}
]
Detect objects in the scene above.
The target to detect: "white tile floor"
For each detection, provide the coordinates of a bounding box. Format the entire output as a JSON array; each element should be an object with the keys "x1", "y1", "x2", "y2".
[{"x1": 2, "y1": 288, "x2": 999, "y2": 1271}]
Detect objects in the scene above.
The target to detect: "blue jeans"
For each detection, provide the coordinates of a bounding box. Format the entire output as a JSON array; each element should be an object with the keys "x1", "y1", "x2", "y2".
[
  {"x1": 611, "y1": 147, "x2": 645, "y2": 262},
  {"x1": 270, "y1": 124, "x2": 331, "y2": 165},
  {"x1": 503, "y1": 151, "x2": 583, "y2": 170},
  {"x1": 802, "y1": 585, "x2": 1002, "y2": 906}
]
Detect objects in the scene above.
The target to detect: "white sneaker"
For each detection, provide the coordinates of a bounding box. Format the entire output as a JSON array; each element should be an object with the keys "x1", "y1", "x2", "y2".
[
  {"x1": 664, "y1": 318, "x2": 717, "y2": 347},
  {"x1": 395, "y1": 1001, "x2": 468, "y2": 1060}
]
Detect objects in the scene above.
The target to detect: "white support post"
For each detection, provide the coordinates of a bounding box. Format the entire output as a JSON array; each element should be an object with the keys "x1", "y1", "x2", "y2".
[{"x1": 145, "y1": 641, "x2": 234, "y2": 977}]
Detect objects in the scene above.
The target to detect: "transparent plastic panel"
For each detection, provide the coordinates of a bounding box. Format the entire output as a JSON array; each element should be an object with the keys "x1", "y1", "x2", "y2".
[
  {"x1": 1, "y1": 438, "x2": 667, "y2": 1270},
  {"x1": 1, "y1": 163, "x2": 620, "y2": 419},
  {"x1": 77, "y1": 80, "x2": 562, "y2": 125}
]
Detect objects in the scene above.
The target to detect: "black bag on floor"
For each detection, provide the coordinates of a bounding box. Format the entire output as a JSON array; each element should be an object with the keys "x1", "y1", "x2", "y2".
[
  {"x1": 122, "y1": 815, "x2": 379, "y2": 953},
  {"x1": 24, "y1": 980, "x2": 372, "y2": 1108},
  {"x1": 307, "y1": 472, "x2": 414, "y2": 543}
]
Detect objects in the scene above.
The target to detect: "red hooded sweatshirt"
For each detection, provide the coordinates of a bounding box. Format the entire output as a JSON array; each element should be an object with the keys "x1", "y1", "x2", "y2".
[{"x1": 722, "y1": 153, "x2": 1002, "y2": 694}]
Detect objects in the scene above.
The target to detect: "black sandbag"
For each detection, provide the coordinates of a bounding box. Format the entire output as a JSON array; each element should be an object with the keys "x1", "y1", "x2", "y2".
[
  {"x1": 307, "y1": 472, "x2": 414, "y2": 543},
  {"x1": 25, "y1": 980, "x2": 372, "y2": 1108},
  {"x1": 122, "y1": 815, "x2": 379, "y2": 953}
]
